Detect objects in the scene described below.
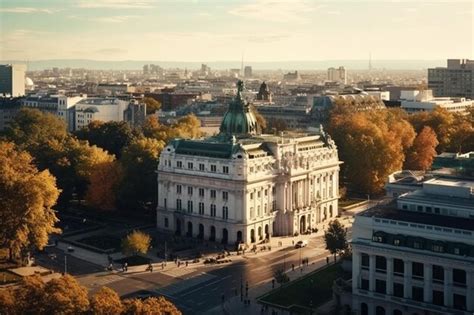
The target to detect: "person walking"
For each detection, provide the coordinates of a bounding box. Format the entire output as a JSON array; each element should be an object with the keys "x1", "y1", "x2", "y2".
[
  {"x1": 148, "y1": 262, "x2": 153, "y2": 272},
  {"x1": 124, "y1": 262, "x2": 128, "y2": 272}
]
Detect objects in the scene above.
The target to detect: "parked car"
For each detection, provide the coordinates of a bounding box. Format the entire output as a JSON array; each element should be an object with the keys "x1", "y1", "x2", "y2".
[{"x1": 295, "y1": 240, "x2": 308, "y2": 248}]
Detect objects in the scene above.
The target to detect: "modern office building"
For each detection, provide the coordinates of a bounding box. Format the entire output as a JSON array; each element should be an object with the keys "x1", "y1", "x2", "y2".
[
  {"x1": 338, "y1": 176, "x2": 474, "y2": 315},
  {"x1": 328, "y1": 66, "x2": 347, "y2": 84},
  {"x1": 428, "y1": 59, "x2": 474, "y2": 99},
  {"x1": 244, "y1": 66, "x2": 253, "y2": 78},
  {"x1": 0, "y1": 64, "x2": 26, "y2": 97},
  {"x1": 156, "y1": 81, "x2": 341, "y2": 245},
  {"x1": 400, "y1": 89, "x2": 473, "y2": 113}
]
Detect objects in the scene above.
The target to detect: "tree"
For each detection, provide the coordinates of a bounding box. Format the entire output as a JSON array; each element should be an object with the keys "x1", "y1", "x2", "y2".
[
  {"x1": 408, "y1": 107, "x2": 454, "y2": 152},
  {"x1": 85, "y1": 161, "x2": 123, "y2": 211},
  {"x1": 90, "y1": 286, "x2": 123, "y2": 315},
  {"x1": 0, "y1": 142, "x2": 60, "y2": 260},
  {"x1": 250, "y1": 105, "x2": 267, "y2": 131},
  {"x1": 117, "y1": 137, "x2": 164, "y2": 210},
  {"x1": 14, "y1": 274, "x2": 46, "y2": 314},
  {"x1": 172, "y1": 114, "x2": 203, "y2": 139},
  {"x1": 122, "y1": 230, "x2": 151, "y2": 256},
  {"x1": 75, "y1": 120, "x2": 137, "y2": 157},
  {"x1": 5, "y1": 108, "x2": 68, "y2": 154},
  {"x1": 404, "y1": 127, "x2": 439, "y2": 170},
  {"x1": 43, "y1": 274, "x2": 90, "y2": 315},
  {"x1": 324, "y1": 220, "x2": 348, "y2": 261},
  {"x1": 0, "y1": 287, "x2": 16, "y2": 314},
  {"x1": 123, "y1": 297, "x2": 181, "y2": 315},
  {"x1": 142, "y1": 97, "x2": 162, "y2": 115}
]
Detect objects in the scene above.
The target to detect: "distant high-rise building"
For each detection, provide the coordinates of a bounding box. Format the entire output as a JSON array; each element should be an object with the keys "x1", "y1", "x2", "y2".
[
  {"x1": 244, "y1": 66, "x2": 252, "y2": 78},
  {"x1": 428, "y1": 59, "x2": 474, "y2": 99},
  {"x1": 328, "y1": 66, "x2": 347, "y2": 84},
  {"x1": 0, "y1": 64, "x2": 26, "y2": 97}
]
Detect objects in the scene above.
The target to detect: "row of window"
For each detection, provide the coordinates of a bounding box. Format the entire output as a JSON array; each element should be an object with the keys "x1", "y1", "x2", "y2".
[
  {"x1": 172, "y1": 161, "x2": 229, "y2": 174},
  {"x1": 401, "y1": 202, "x2": 463, "y2": 217},
  {"x1": 176, "y1": 185, "x2": 229, "y2": 200},
  {"x1": 173, "y1": 199, "x2": 229, "y2": 219},
  {"x1": 361, "y1": 254, "x2": 468, "y2": 286},
  {"x1": 360, "y1": 279, "x2": 467, "y2": 310},
  {"x1": 372, "y1": 231, "x2": 472, "y2": 256},
  {"x1": 250, "y1": 188, "x2": 275, "y2": 200}
]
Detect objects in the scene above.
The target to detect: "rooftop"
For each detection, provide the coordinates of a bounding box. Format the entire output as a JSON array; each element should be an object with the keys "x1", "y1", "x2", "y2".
[
  {"x1": 359, "y1": 205, "x2": 474, "y2": 232},
  {"x1": 76, "y1": 98, "x2": 126, "y2": 105}
]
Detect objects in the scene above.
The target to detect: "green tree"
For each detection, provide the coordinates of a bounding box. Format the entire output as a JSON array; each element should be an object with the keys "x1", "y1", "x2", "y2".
[
  {"x1": 142, "y1": 97, "x2": 162, "y2": 115},
  {"x1": 75, "y1": 120, "x2": 137, "y2": 157},
  {"x1": 0, "y1": 142, "x2": 60, "y2": 261},
  {"x1": 122, "y1": 230, "x2": 151, "y2": 256},
  {"x1": 118, "y1": 137, "x2": 164, "y2": 210},
  {"x1": 90, "y1": 286, "x2": 123, "y2": 315},
  {"x1": 324, "y1": 220, "x2": 348, "y2": 261}
]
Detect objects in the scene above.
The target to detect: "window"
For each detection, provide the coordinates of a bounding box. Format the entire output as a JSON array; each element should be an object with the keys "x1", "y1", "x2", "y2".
[
  {"x1": 412, "y1": 287, "x2": 424, "y2": 302},
  {"x1": 164, "y1": 198, "x2": 167, "y2": 209},
  {"x1": 250, "y1": 207, "x2": 255, "y2": 218},
  {"x1": 426, "y1": 206, "x2": 432, "y2": 213},
  {"x1": 249, "y1": 166, "x2": 254, "y2": 173},
  {"x1": 453, "y1": 294, "x2": 466, "y2": 310},
  {"x1": 272, "y1": 187, "x2": 276, "y2": 195},
  {"x1": 188, "y1": 162, "x2": 193, "y2": 169},
  {"x1": 222, "y1": 191, "x2": 228, "y2": 201},
  {"x1": 272, "y1": 200, "x2": 276, "y2": 211},
  {"x1": 413, "y1": 240, "x2": 423, "y2": 249},
  {"x1": 188, "y1": 186, "x2": 193, "y2": 195},
  {"x1": 177, "y1": 185, "x2": 182, "y2": 194},
  {"x1": 453, "y1": 269, "x2": 466, "y2": 286},
  {"x1": 361, "y1": 278, "x2": 369, "y2": 290},
  {"x1": 412, "y1": 262, "x2": 424, "y2": 279},
  {"x1": 210, "y1": 190, "x2": 216, "y2": 198},
  {"x1": 222, "y1": 206, "x2": 228, "y2": 219},
  {"x1": 223, "y1": 166, "x2": 229, "y2": 174},
  {"x1": 210, "y1": 204, "x2": 216, "y2": 217},
  {"x1": 434, "y1": 207, "x2": 440, "y2": 214},
  {"x1": 432, "y1": 265, "x2": 444, "y2": 283},
  {"x1": 199, "y1": 188, "x2": 205, "y2": 197},
  {"x1": 257, "y1": 191, "x2": 261, "y2": 198},
  {"x1": 264, "y1": 189, "x2": 268, "y2": 196},
  {"x1": 199, "y1": 202, "x2": 204, "y2": 215},
  {"x1": 164, "y1": 217, "x2": 169, "y2": 228},
  {"x1": 375, "y1": 256, "x2": 387, "y2": 273},
  {"x1": 432, "y1": 243, "x2": 444, "y2": 253},
  {"x1": 372, "y1": 234, "x2": 384, "y2": 243},
  {"x1": 264, "y1": 204, "x2": 268, "y2": 214},
  {"x1": 393, "y1": 283, "x2": 404, "y2": 298},
  {"x1": 176, "y1": 199, "x2": 182, "y2": 211},
  {"x1": 187, "y1": 200, "x2": 193, "y2": 213},
  {"x1": 199, "y1": 163, "x2": 205, "y2": 171},
  {"x1": 250, "y1": 192, "x2": 254, "y2": 200},
  {"x1": 177, "y1": 161, "x2": 182, "y2": 168},
  {"x1": 361, "y1": 253, "x2": 369, "y2": 270},
  {"x1": 210, "y1": 165, "x2": 216, "y2": 172},
  {"x1": 257, "y1": 205, "x2": 261, "y2": 217},
  {"x1": 432, "y1": 290, "x2": 444, "y2": 306},
  {"x1": 375, "y1": 279, "x2": 386, "y2": 294},
  {"x1": 393, "y1": 259, "x2": 404, "y2": 275},
  {"x1": 417, "y1": 205, "x2": 423, "y2": 212}
]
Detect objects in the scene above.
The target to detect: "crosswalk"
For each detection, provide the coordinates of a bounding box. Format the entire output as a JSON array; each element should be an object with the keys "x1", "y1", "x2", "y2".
[{"x1": 155, "y1": 272, "x2": 216, "y2": 297}]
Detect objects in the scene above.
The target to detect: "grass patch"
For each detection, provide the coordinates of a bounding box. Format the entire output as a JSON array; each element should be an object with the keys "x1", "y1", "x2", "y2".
[
  {"x1": 260, "y1": 264, "x2": 348, "y2": 311},
  {"x1": 77, "y1": 235, "x2": 122, "y2": 251}
]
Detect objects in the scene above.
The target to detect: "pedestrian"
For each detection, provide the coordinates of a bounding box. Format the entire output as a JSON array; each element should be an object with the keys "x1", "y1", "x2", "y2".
[
  {"x1": 162, "y1": 262, "x2": 164, "y2": 269},
  {"x1": 186, "y1": 261, "x2": 188, "y2": 267},
  {"x1": 148, "y1": 262, "x2": 153, "y2": 273},
  {"x1": 292, "y1": 240, "x2": 294, "y2": 246},
  {"x1": 124, "y1": 262, "x2": 128, "y2": 272},
  {"x1": 326, "y1": 257, "x2": 329, "y2": 265},
  {"x1": 122, "y1": 263, "x2": 125, "y2": 272}
]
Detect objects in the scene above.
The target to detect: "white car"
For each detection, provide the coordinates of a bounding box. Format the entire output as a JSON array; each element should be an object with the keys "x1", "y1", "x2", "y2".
[{"x1": 295, "y1": 240, "x2": 308, "y2": 248}]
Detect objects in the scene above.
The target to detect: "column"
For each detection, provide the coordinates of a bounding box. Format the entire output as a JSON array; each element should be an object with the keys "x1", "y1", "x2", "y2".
[
  {"x1": 369, "y1": 255, "x2": 376, "y2": 292},
  {"x1": 404, "y1": 260, "x2": 412, "y2": 299},
  {"x1": 352, "y1": 251, "x2": 361, "y2": 292},
  {"x1": 444, "y1": 267, "x2": 453, "y2": 307},
  {"x1": 288, "y1": 182, "x2": 293, "y2": 211},
  {"x1": 386, "y1": 257, "x2": 394, "y2": 296},
  {"x1": 424, "y1": 264, "x2": 432, "y2": 303},
  {"x1": 467, "y1": 270, "x2": 474, "y2": 311}
]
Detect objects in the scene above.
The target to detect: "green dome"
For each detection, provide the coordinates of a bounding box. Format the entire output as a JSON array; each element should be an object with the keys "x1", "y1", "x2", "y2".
[{"x1": 219, "y1": 80, "x2": 258, "y2": 136}]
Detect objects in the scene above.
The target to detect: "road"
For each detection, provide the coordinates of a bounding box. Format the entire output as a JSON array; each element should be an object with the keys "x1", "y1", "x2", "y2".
[{"x1": 88, "y1": 231, "x2": 352, "y2": 314}]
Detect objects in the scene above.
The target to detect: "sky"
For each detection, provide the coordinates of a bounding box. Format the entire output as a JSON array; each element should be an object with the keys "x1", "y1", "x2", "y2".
[{"x1": 0, "y1": 0, "x2": 473, "y2": 62}]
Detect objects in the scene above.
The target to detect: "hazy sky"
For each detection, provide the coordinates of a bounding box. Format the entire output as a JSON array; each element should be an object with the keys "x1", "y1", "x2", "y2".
[{"x1": 0, "y1": 0, "x2": 472, "y2": 61}]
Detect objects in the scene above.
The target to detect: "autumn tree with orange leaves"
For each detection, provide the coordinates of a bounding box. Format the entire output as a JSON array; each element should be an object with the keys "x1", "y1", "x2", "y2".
[{"x1": 404, "y1": 126, "x2": 439, "y2": 171}]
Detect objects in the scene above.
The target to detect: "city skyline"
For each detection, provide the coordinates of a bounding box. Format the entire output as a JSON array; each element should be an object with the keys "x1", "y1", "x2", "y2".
[{"x1": 0, "y1": 0, "x2": 473, "y2": 62}]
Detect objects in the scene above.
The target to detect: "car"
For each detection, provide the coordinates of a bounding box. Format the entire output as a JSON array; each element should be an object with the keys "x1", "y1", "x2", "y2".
[{"x1": 295, "y1": 240, "x2": 308, "y2": 248}]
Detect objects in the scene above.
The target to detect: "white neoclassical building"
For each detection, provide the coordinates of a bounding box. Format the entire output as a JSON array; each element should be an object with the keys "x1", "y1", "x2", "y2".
[
  {"x1": 338, "y1": 177, "x2": 474, "y2": 315},
  {"x1": 156, "y1": 81, "x2": 341, "y2": 246}
]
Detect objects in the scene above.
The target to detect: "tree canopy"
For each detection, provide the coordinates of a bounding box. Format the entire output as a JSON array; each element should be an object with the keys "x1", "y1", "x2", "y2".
[
  {"x1": 0, "y1": 142, "x2": 60, "y2": 260},
  {"x1": 404, "y1": 126, "x2": 439, "y2": 171},
  {"x1": 121, "y1": 230, "x2": 152, "y2": 256},
  {"x1": 142, "y1": 97, "x2": 162, "y2": 115},
  {"x1": 324, "y1": 219, "x2": 348, "y2": 260}
]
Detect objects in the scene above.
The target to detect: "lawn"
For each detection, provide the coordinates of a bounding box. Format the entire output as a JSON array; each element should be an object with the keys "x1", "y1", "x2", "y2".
[
  {"x1": 259, "y1": 263, "x2": 348, "y2": 312},
  {"x1": 76, "y1": 235, "x2": 122, "y2": 251}
]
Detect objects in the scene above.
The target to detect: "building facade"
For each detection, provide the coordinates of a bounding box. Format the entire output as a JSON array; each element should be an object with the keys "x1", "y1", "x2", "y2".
[
  {"x1": 156, "y1": 81, "x2": 341, "y2": 246},
  {"x1": 400, "y1": 89, "x2": 473, "y2": 113},
  {"x1": 341, "y1": 177, "x2": 474, "y2": 315},
  {"x1": 0, "y1": 64, "x2": 26, "y2": 97},
  {"x1": 428, "y1": 59, "x2": 474, "y2": 99},
  {"x1": 328, "y1": 66, "x2": 347, "y2": 84}
]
